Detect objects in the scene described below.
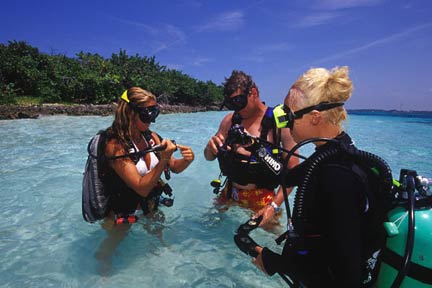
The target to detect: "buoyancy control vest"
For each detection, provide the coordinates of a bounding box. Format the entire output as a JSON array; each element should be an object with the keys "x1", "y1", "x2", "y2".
[
  {"x1": 217, "y1": 108, "x2": 282, "y2": 190},
  {"x1": 82, "y1": 129, "x2": 171, "y2": 222},
  {"x1": 290, "y1": 134, "x2": 394, "y2": 237},
  {"x1": 105, "y1": 130, "x2": 172, "y2": 216},
  {"x1": 276, "y1": 133, "x2": 394, "y2": 286}
]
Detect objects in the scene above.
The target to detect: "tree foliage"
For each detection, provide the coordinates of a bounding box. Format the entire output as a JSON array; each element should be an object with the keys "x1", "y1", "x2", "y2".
[{"x1": 0, "y1": 41, "x2": 224, "y2": 106}]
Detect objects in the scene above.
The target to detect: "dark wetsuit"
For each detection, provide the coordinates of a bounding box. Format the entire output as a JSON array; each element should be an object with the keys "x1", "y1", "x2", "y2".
[{"x1": 262, "y1": 133, "x2": 386, "y2": 287}]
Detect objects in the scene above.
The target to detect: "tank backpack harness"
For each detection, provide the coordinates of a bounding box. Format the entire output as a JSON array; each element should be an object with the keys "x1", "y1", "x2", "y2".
[
  {"x1": 233, "y1": 136, "x2": 397, "y2": 287},
  {"x1": 212, "y1": 107, "x2": 282, "y2": 196},
  {"x1": 82, "y1": 129, "x2": 170, "y2": 223},
  {"x1": 273, "y1": 138, "x2": 395, "y2": 286}
]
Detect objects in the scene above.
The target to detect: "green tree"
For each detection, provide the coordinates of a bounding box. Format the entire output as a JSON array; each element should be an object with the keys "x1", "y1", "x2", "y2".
[{"x1": 0, "y1": 41, "x2": 224, "y2": 107}]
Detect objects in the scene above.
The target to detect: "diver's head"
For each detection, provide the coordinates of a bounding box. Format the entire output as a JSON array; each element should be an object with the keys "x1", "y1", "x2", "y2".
[
  {"x1": 276, "y1": 67, "x2": 353, "y2": 143},
  {"x1": 221, "y1": 70, "x2": 259, "y2": 112},
  {"x1": 113, "y1": 87, "x2": 159, "y2": 144}
]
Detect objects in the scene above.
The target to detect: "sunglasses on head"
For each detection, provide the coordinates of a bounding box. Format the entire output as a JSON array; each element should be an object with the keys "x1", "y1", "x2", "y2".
[
  {"x1": 135, "y1": 105, "x2": 160, "y2": 123},
  {"x1": 273, "y1": 102, "x2": 344, "y2": 129}
]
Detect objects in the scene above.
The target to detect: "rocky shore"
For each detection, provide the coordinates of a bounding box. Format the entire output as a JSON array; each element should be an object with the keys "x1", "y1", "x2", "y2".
[{"x1": 0, "y1": 103, "x2": 218, "y2": 120}]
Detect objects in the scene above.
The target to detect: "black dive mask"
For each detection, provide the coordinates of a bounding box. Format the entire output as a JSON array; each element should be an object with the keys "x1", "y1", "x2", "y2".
[
  {"x1": 222, "y1": 90, "x2": 249, "y2": 111},
  {"x1": 135, "y1": 105, "x2": 160, "y2": 123},
  {"x1": 120, "y1": 90, "x2": 160, "y2": 123},
  {"x1": 273, "y1": 102, "x2": 344, "y2": 129}
]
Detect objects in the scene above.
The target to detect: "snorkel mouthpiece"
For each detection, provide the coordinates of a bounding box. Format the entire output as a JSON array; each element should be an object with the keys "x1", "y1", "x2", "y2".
[{"x1": 273, "y1": 104, "x2": 290, "y2": 129}]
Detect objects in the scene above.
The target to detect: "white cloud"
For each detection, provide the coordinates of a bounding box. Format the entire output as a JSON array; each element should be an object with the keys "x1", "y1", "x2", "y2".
[
  {"x1": 192, "y1": 57, "x2": 212, "y2": 67},
  {"x1": 113, "y1": 17, "x2": 158, "y2": 35},
  {"x1": 165, "y1": 24, "x2": 187, "y2": 43},
  {"x1": 243, "y1": 43, "x2": 293, "y2": 63},
  {"x1": 113, "y1": 16, "x2": 188, "y2": 54},
  {"x1": 295, "y1": 12, "x2": 340, "y2": 27},
  {"x1": 198, "y1": 11, "x2": 245, "y2": 32},
  {"x1": 147, "y1": 24, "x2": 188, "y2": 54},
  {"x1": 306, "y1": 22, "x2": 432, "y2": 65},
  {"x1": 314, "y1": 0, "x2": 386, "y2": 10}
]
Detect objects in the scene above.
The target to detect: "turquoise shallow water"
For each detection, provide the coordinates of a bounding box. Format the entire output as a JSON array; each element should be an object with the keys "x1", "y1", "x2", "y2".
[{"x1": 0, "y1": 111, "x2": 431, "y2": 287}]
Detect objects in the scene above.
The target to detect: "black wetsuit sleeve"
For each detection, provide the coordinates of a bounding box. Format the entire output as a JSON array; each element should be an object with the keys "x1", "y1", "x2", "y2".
[{"x1": 318, "y1": 163, "x2": 366, "y2": 287}]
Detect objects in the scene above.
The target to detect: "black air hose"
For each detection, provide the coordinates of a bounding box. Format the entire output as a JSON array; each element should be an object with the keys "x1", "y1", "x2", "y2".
[
  {"x1": 293, "y1": 147, "x2": 341, "y2": 227},
  {"x1": 293, "y1": 145, "x2": 395, "y2": 228}
]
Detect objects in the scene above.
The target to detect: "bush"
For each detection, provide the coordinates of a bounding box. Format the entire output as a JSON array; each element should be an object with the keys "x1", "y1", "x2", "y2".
[{"x1": 0, "y1": 41, "x2": 224, "y2": 106}]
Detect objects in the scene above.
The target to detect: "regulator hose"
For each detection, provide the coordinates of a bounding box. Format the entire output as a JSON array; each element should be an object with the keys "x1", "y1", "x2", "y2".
[
  {"x1": 293, "y1": 144, "x2": 395, "y2": 230},
  {"x1": 390, "y1": 175, "x2": 416, "y2": 288}
]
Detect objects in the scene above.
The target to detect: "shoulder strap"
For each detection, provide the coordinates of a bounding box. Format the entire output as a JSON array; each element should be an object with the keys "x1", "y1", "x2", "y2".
[
  {"x1": 260, "y1": 107, "x2": 278, "y2": 140},
  {"x1": 231, "y1": 112, "x2": 242, "y2": 125},
  {"x1": 143, "y1": 129, "x2": 172, "y2": 180},
  {"x1": 142, "y1": 130, "x2": 163, "y2": 148}
]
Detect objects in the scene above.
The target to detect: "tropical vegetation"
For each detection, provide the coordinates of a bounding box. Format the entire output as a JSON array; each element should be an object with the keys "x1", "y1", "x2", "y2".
[{"x1": 0, "y1": 40, "x2": 224, "y2": 106}]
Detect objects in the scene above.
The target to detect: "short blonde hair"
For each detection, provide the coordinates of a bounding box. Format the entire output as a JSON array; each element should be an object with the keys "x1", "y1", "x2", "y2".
[{"x1": 288, "y1": 66, "x2": 353, "y2": 127}]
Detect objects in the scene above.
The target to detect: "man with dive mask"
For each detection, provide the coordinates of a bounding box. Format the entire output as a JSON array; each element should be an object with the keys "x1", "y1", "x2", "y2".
[
  {"x1": 221, "y1": 89, "x2": 249, "y2": 111},
  {"x1": 204, "y1": 70, "x2": 298, "y2": 214}
]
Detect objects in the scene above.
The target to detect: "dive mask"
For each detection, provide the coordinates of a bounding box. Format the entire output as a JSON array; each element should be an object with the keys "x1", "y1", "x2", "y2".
[
  {"x1": 136, "y1": 105, "x2": 160, "y2": 123},
  {"x1": 222, "y1": 91, "x2": 249, "y2": 111},
  {"x1": 273, "y1": 102, "x2": 345, "y2": 129},
  {"x1": 120, "y1": 90, "x2": 160, "y2": 123}
]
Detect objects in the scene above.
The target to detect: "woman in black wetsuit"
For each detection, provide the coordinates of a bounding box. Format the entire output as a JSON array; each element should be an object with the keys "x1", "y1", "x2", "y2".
[{"x1": 252, "y1": 66, "x2": 387, "y2": 287}]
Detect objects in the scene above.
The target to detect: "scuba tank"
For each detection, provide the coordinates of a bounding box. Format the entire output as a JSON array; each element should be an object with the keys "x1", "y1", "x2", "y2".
[{"x1": 377, "y1": 169, "x2": 432, "y2": 288}]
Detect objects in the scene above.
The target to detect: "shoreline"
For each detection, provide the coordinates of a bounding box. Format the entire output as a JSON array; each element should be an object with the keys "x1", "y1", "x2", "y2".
[
  {"x1": 0, "y1": 103, "x2": 219, "y2": 120},
  {"x1": 1, "y1": 104, "x2": 431, "y2": 120}
]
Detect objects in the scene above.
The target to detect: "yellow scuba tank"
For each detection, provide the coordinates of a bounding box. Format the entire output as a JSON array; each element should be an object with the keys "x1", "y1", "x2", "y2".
[{"x1": 377, "y1": 170, "x2": 432, "y2": 287}]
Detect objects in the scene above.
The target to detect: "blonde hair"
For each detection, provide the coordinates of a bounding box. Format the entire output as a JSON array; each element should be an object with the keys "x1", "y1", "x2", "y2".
[
  {"x1": 108, "y1": 87, "x2": 157, "y2": 148},
  {"x1": 288, "y1": 66, "x2": 353, "y2": 127}
]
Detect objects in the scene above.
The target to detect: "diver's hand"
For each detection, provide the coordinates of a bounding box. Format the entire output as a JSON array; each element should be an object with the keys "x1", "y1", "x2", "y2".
[
  {"x1": 159, "y1": 139, "x2": 177, "y2": 160},
  {"x1": 253, "y1": 205, "x2": 275, "y2": 227},
  {"x1": 252, "y1": 247, "x2": 269, "y2": 275},
  {"x1": 177, "y1": 144, "x2": 194, "y2": 163},
  {"x1": 204, "y1": 134, "x2": 225, "y2": 160}
]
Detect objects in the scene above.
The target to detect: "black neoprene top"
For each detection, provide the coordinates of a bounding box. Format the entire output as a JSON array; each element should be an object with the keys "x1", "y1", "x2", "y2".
[{"x1": 262, "y1": 133, "x2": 386, "y2": 287}]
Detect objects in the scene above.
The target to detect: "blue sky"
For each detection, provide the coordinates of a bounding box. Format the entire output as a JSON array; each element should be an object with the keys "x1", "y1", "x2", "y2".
[{"x1": 1, "y1": 0, "x2": 432, "y2": 111}]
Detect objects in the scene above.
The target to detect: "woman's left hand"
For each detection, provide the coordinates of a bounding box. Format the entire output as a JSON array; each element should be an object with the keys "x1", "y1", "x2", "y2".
[{"x1": 177, "y1": 144, "x2": 194, "y2": 163}]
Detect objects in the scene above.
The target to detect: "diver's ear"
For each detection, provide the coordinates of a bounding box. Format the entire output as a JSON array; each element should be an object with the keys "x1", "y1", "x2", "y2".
[
  {"x1": 310, "y1": 110, "x2": 322, "y2": 125},
  {"x1": 250, "y1": 87, "x2": 258, "y2": 99}
]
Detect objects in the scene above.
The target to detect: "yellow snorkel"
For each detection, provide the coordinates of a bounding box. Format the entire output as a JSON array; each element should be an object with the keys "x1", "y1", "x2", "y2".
[
  {"x1": 273, "y1": 104, "x2": 289, "y2": 129},
  {"x1": 121, "y1": 90, "x2": 130, "y2": 103}
]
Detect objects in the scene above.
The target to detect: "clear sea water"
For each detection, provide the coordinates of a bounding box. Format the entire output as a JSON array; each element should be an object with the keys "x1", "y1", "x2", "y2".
[{"x1": 0, "y1": 111, "x2": 431, "y2": 288}]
